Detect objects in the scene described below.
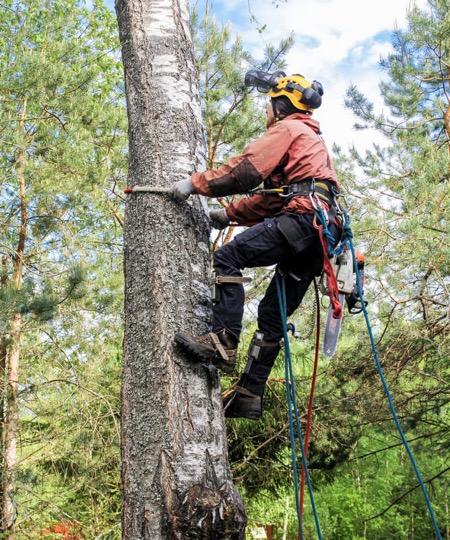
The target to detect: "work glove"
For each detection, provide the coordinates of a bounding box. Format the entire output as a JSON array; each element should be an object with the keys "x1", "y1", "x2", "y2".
[
  {"x1": 172, "y1": 178, "x2": 195, "y2": 201},
  {"x1": 209, "y1": 208, "x2": 230, "y2": 229}
]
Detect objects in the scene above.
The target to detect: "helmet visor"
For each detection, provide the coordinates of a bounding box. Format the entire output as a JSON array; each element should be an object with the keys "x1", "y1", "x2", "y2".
[{"x1": 244, "y1": 69, "x2": 286, "y2": 93}]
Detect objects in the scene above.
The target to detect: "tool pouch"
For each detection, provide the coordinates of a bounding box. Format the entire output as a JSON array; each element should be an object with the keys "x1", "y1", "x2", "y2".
[{"x1": 276, "y1": 213, "x2": 316, "y2": 255}]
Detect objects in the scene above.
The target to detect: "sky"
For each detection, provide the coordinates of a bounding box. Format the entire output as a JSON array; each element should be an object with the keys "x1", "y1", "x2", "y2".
[
  {"x1": 108, "y1": 0, "x2": 428, "y2": 152},
  {"x1": 201, "y1": 0, "x2": 428, "y2": 152}
]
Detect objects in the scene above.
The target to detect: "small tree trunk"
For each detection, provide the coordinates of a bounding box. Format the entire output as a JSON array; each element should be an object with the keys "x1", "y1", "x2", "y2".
[
  {"x1": 115, "y1": 1, "x2": 246, "y2": 538},
  {"x1": 0, "y1": 257, "x2": 8, "y2": 511},
  {"x1": 0, "y1": 340, "x2": 6, "y2": 524},
  {"x1": 444, "y1": 104, "x2": 450, "y2": 158},
  {"x1": 2, "y1": 98, "x2": 27, "y2": 539},
  {"x1": 2, "y1": 314, "x2": 21, "y2": 540}
]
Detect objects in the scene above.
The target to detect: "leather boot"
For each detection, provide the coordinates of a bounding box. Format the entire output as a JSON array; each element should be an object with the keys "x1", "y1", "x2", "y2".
[
  {"x1": 222, "y1": 386, "x2": 262, "y2": 420},
  {"x1": 175, "y1": 328, "x2": 238, "y2": 374}
]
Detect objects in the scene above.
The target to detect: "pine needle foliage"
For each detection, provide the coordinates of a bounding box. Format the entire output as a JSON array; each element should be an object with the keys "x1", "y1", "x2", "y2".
[{"x1": 0, "y1": 0, "x2": 126, "y2": 537}]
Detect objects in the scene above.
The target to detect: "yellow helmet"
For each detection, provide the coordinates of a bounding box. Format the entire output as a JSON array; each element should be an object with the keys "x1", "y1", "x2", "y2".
[
  {"x1": 268, "y1": 74, "x2": 323, "y2": 111},
  {"x1": 244, "y1": 69, "x2": 324, "y2": 111}
]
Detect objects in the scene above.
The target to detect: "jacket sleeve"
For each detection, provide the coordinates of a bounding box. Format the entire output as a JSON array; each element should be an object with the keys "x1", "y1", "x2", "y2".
[
  {"x1": 225, "y1": 193, "x2": 285, "y2": 226},
  {"x1": 192, "y1": 122, "x2": 292, "y2": 198}
]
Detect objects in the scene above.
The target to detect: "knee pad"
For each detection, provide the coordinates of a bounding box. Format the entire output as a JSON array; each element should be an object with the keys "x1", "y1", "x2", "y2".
[{"x1": 243, "y1": 331, "x2": 281, "y2": 379}]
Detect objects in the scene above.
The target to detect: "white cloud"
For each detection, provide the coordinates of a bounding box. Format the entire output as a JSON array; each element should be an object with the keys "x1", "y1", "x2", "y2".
[
  {"x1": 213, "y1": 0, "x2": 428, "y2": 153},
  {"x1": 239, "y1": 0, "x2": 426, "y2": 65}
]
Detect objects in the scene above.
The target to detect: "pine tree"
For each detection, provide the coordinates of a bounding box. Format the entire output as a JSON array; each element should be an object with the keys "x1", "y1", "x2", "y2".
[
  {"x1": 0, "y1": 0, "x2": 127, "y2": 536},
  {"x1": 328, "y1": 0, "x2": 450, "y2": 535},
  {"x1": 343, "y1": 0, "x2": 449, "y2": 383}
]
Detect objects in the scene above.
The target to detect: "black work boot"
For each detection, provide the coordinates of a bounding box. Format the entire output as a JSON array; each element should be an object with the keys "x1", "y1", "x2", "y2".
[
  {"x1": 222, "y1": 386, "x2": 262, "y2": 420},
  {"x1": 175, "y1": 328, "x2": 238, "y2": 374},
  {"x1": 222, "y1": 331, "x2": 281, "y2": 420}
]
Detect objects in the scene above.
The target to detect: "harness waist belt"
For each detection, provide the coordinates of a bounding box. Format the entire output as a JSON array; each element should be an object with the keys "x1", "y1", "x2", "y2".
[{"x1": 285, "y1": 178, "x2": 337, "y2": 204}]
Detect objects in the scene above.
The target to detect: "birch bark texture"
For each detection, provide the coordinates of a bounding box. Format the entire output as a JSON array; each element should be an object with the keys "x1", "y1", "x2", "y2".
[{"x1": 115, "y1": 1, "x2": 246, "y2": 538}]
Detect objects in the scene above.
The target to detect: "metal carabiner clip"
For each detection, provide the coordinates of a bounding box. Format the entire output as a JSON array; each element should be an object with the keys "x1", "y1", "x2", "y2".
[
  {"x1": 331, "y1": 187, "x2": 344, "y2": 216},
  {"x1": 309, "y1": 191, "x2": 320, "y2": 210},
  {"x1": 309, "y1": 192, "x2": 329, "y2": 222}
]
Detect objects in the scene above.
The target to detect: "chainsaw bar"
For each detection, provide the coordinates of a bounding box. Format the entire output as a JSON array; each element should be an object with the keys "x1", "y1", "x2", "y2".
[{"x1": 323, "y1": 293, "x2": 345, "y2": 358}]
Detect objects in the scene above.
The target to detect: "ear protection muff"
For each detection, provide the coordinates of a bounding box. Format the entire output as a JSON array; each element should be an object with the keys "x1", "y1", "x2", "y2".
[
  {"x1": 303, "y1": 80, "x2": 324, "y2": 108},
  {"x1": 285, "y1": 78, "x2": 324, "y2": 109}
]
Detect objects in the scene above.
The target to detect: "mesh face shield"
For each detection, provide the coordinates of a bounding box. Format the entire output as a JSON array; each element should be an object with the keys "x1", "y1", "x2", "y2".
[{"x1": 244, "y1": 69, "x2": 286, "y2": 93}]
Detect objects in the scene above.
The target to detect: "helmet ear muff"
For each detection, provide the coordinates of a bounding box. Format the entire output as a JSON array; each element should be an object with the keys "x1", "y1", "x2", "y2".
[
  {"x1": 312, "y1": 80, "x2": 324, "y2": 96},
  {"x1": 260, "y1": 72, "x2": 324, "y2": 112},
  {"x1": 300, "y1": 80, "x2": 323, "y2": 109}
]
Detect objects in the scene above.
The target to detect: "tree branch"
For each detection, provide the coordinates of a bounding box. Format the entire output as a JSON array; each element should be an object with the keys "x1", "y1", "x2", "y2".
[{"x1": 364, "y1": 466, "x2": 450, "y2": 522}]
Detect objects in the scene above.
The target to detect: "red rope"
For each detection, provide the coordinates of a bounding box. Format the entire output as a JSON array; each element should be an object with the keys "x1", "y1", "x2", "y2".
[
  {"x1": 300, "y1": 278, "x2": 321, "y2": 514},
  {"x1": 316, "y1": 224, "x2": 342, "y2": 319}
]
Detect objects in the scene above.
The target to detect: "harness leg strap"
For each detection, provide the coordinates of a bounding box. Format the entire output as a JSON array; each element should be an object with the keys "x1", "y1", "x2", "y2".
[{"x1": 211, "y1": 271, "x2": 252, "y2": 303}]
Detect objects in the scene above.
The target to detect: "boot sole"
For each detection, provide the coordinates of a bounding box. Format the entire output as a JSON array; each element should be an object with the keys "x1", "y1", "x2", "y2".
[
  {"x1": 175, "y1": 333, "x2": 235, "y2": 374},
  {"x1": 175, "y1": 333, "x2": 211, "y2": 363}
]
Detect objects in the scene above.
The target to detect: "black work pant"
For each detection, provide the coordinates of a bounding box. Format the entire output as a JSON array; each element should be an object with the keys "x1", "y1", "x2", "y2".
[{"x1": 212, "y1": 213, "x2": 328, "y2": 342}]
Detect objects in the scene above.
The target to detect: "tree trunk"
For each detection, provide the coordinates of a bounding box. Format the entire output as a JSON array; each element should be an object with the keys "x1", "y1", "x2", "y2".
[
  {"x1": 0, "y1": 257, "x2": 8, "y2": 515},
  {"x1": 2, "y1": 98, "x2": 27, "y2": 539},
  {"x1": 2, "y1": 314, "x2": 21, "y2": 540},
  {"x1": 115, "y1": 1, "x2": 246, "y2": 539}
]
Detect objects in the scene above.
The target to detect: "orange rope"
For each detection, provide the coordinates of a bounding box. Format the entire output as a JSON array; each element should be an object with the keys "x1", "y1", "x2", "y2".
[{"x1": 300, "y1": 278, "x2": 321, "y2": 514}]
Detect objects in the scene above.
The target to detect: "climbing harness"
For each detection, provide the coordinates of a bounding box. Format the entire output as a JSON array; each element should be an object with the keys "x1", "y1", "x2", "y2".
[
  {"x1": 249, "y1": 178, "x2": 334, "y2": 205},
  {"x1": 276, "y1": 273, "x2": 323, "y2": 540}
]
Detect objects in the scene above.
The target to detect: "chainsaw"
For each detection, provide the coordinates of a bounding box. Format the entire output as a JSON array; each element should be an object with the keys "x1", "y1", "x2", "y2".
[{"x1": 322, "y1": 248, "x2": 366, "y2": 358}]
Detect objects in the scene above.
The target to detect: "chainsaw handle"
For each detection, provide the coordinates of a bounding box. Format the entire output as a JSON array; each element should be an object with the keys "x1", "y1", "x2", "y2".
[{"x1": 346, "y1": 292, "x2": 368, "y2": 315}]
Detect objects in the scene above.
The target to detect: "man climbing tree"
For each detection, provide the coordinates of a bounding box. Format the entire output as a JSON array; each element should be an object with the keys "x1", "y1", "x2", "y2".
[
  {"x1": 175, "y1": 70, "x2": 341, "y2": 419},
  {"x1": 115, "y1": 0, "x2": 245, "y2": 538}
]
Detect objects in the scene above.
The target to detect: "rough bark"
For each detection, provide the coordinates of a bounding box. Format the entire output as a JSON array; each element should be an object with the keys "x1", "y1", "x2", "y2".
[{"x1": 115, "y1": 1, "x2": 246, "y2": 539}]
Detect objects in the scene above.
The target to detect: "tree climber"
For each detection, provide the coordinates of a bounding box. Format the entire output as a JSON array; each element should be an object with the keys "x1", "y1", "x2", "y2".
[{"x1": 173, "y1": 70, "x2": 341, "y2": 420}]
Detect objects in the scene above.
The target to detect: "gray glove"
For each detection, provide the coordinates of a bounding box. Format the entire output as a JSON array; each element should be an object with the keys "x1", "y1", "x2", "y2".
[
  {"x1": 209, "y1": 208, "x2": 230, "y2": 229},
  {"x1": 172, "y1": 178, "x2": 195, "y2": 201}
]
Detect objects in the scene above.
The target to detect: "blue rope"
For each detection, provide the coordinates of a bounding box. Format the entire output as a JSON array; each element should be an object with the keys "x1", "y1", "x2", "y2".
[
  {"x1": 275, "y1": 203, "x2": 441, "y2": 537},
  {"x1": 314, "y1": 205, "x2": 353, "y2": 257},
  {"x1": 347, "y1": 239, "x2": 442, "y2": 540},
  {"x1": 276, "y1": 274, "x2": 324, "y2": 540}
]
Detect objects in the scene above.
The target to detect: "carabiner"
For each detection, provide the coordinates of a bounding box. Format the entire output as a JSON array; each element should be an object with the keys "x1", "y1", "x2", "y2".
[
  {"x1": 310, "y1": 192, "x2": 329, "y2": 223},
  {"x1": 309, "y1": 191, "x2": 321, "y2": 210}
]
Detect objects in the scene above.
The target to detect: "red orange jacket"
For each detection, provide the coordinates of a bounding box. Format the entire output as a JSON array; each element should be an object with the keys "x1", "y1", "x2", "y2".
[{"x1": 192, "y1": 113, "x2": 339, "y2": 226}]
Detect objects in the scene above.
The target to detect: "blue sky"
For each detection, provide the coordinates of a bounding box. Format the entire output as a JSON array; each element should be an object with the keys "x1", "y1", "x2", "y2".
[
  {"x1": 198, "y1": 0, "x2": 427, "y2": 151},
  {"x1": 108, "y1": 0, "x2": 427, "y2": 151}
]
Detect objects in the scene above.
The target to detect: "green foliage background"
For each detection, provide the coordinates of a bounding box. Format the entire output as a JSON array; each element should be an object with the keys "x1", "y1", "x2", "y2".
[{"x1": 0, "y1": 0, "x2": 447, "y2": 538}]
